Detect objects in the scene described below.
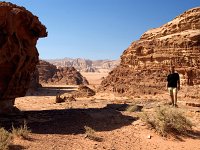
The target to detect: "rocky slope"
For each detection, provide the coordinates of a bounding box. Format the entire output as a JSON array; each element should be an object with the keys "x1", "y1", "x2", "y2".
[
  {"x1": 100, "y1": 7, "x2": 200, "y2": 95},
  {"x1": 46, "y1": 58, "x2": 120, "y2": 73},
  {"x1": 0, "y1": 2, "x2": 47, "y2": 113},
  {"x1": 38, "y1": 60, "x2": 89, "y2": 85}
]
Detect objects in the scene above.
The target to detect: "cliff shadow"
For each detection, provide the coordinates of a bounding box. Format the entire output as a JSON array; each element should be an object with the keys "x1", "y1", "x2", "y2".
[
  {"x1": 1, "y1": 106, "x2": 136, "y2": 135},
  {"x1": 26, "y1": 86, "x2": 77, "y2": 96}
]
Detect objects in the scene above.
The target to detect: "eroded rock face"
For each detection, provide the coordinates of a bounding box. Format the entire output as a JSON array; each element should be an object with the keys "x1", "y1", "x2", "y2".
[
  {"x1": 38, "y1": 60, "x2": 89, "y2": 85},
  {"x1": 27, "y1": 68, "x2": 42, "y2": 93},
  {"x1": 100, "y1": 7, "x2": 200, "y2": 95},
  {"x1": 0, "y1": 2, "x2": 47, "y2": 113}
]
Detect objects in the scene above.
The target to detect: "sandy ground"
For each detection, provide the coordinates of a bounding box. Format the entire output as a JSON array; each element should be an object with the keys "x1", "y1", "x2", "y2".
[
  {"x1": 4, "y1": 73, "x2": 200, "y2": 150},
  {"x1": 81, "y1": 72, "x2": 108, "y2": 86}
]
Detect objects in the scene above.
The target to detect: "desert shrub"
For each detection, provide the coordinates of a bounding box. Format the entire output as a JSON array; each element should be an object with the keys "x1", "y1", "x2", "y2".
[
  {"x1": 142, "y1": 106, "x2": 193, "y2": 136},
  {"x1": 126, "y1": 104, "x2": 143, "y2": 112},
  {"x1": 12, "y1": 121, "x2": 31, "y2": 139},
  {"x1": 84, "y1": 126, "x2": 103, "y2": 142},
  {"x1": 0, "y1": 128, "x2": 11, "y2": 150}
]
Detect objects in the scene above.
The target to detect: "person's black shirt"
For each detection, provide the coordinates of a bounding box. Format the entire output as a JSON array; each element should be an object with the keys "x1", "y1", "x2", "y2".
[{"x1": 167, "y1": 73, "x2": 180, "y2": 87}]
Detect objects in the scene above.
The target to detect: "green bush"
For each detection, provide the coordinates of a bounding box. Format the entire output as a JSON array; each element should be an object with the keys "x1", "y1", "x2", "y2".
[
  {"x1": 0, "y1": 128, "x2": 11, "y2": 150},
  {"x1": 142, "y1": 106, "x2": 193, "y2": 136}
]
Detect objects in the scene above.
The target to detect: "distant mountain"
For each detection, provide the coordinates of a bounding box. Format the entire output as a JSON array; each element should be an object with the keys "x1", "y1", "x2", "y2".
[{"x1": 45, "y1": 58, "x2": 120, "y2": 73}]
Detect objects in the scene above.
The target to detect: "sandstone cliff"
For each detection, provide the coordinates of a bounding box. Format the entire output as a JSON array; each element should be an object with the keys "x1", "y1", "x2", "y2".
[
  {"x1": 38, "y1": 60, "x2": 89, "y2": 85},
  {"x1": 100, "y1": 7, "x2": 200, "y2": 95},
  {"x1": 0, "y1": 2, "x2": 47, "y2": 113}
]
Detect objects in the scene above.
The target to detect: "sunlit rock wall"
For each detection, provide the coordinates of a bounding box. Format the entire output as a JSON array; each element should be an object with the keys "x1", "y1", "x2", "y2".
[{"x1": 100, "y1": 7, "x2": 200, "y2": 95}]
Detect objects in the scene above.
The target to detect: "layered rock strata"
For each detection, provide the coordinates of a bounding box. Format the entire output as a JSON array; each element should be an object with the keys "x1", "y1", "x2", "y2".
[
  {"x1": 0, "y1": 2, "x2": 47, "y2": 113},
  {"x1": 38, "y1": 60, "x2": 89, "y2": 85},
  {"x1": 100, "y1": 7, "x2": 200, "y2": 95}
]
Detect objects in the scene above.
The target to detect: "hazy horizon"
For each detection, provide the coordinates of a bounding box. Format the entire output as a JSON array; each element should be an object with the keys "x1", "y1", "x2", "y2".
[
  {"x1": 4, "y1": 0, "x2": 200, "y2": 60},
  {"x1": 43, "y1": 57, "x2": 120, "y2": 61}
]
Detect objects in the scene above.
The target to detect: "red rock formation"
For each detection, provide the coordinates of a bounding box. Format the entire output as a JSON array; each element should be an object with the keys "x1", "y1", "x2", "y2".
[
  {"x1": 28, "y1": 68, "x2": 42, "y2": 93},
  {"x1": 0, "y1": 2, "x2": 47, "y2": 113},
  {"x1": 72, "y1": 85, "x2": 96, "y2": 97},
  {"x1": 38, "y1": 60, "x2": 57, "y2": 83},
  {"x1": 38, "y1": 60, "x2": 89, "y2": 85},
  {"x1": 100, "y1": 7, "x2": 200, "y2": 95},
  {"x1": 59, "y1": 85, "x2": 96, "y2": 100}
]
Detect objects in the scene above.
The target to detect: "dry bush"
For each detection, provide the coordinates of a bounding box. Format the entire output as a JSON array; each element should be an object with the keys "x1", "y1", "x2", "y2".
[
  {"x1": 84, "y1": 126, "x2": 103, "y2": 142},
  {"x1": 0, "y1": 128, "x2": 11, "y2": 150},
  {"x1": 12, "y1": 121, "x2": 31, "y2": 140},
  {"x1": 142, "y1": 106, "x2": 193, "y2": 136},
  {"x1": 126, "y1": 104, "x2": 143, "y2": 112}
]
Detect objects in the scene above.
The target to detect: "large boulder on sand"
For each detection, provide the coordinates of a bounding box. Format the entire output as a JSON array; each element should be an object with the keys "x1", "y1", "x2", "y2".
[{"x1": 0, "y1": 2, "x2": 47, "y2": 113}]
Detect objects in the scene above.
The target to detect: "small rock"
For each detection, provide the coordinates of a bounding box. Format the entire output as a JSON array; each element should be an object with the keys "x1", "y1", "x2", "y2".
[
  {"x1": 147, "y1": 135, "x2": 151, "y2": 139},
  {"x1": 186, "y1": 102, "x2": 200, "y2": 107}
]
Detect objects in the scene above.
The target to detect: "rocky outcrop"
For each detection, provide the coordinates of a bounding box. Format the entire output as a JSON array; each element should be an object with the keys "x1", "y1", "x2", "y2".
[
  {"x1": 27, "y1": 68, "x2": 41, "y2": 94},
  {"x1": 38, "y1": 60, "x2": 89, "y2": 85},
  {"x1": 100, "y1": 7, "x2": 200, "y2": 95},
  {"x1": 0, "y1": 2, "x2": 47, "y2": 113},
  {"x1": 72, "y1": 85, "x2": 96, "y2": 97},
  {"x1": 59, "y1": 85, "x2": 96, "y2": 100},
  {"x1": 37, "y1": 60, "x2": 57, "y2": 83}
]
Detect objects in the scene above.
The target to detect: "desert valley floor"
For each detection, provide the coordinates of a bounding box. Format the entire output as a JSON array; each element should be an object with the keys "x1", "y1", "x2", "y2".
[{"x1": 3, "y1": 72, "x2": 200, "y2": 150}]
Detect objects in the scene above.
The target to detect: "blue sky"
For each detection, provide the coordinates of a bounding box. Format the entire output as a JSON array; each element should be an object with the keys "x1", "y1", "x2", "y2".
[{"x1": 3, "y1": 0, "x2": 200, "y2": 60}]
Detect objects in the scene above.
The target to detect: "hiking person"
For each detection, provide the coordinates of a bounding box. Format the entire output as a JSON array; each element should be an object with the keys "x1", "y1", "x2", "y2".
[{"x1": 166, "y1": 66, "x2": 180, "y2": 107}]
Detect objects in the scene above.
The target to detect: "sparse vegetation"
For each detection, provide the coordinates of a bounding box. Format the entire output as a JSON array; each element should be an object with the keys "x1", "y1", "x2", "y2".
[
  {"x1": 141, "y1": 106, "x2": 193, "y2": 136},
  {"x1": 126, "y1": 104, "x2": 143, "y2": 112},
  {"x1": 0, "y1": 128, "x2": 11, "y2": 150},
  {"x1": 12, "y1": 121, "x2": 31, "y2": 139},
  {"x1": 0, "y1": 121, "x2": 31, "y2": 149},
  {"x1": 84, "y1": 126, "x2": 103, "y2": 142}
]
